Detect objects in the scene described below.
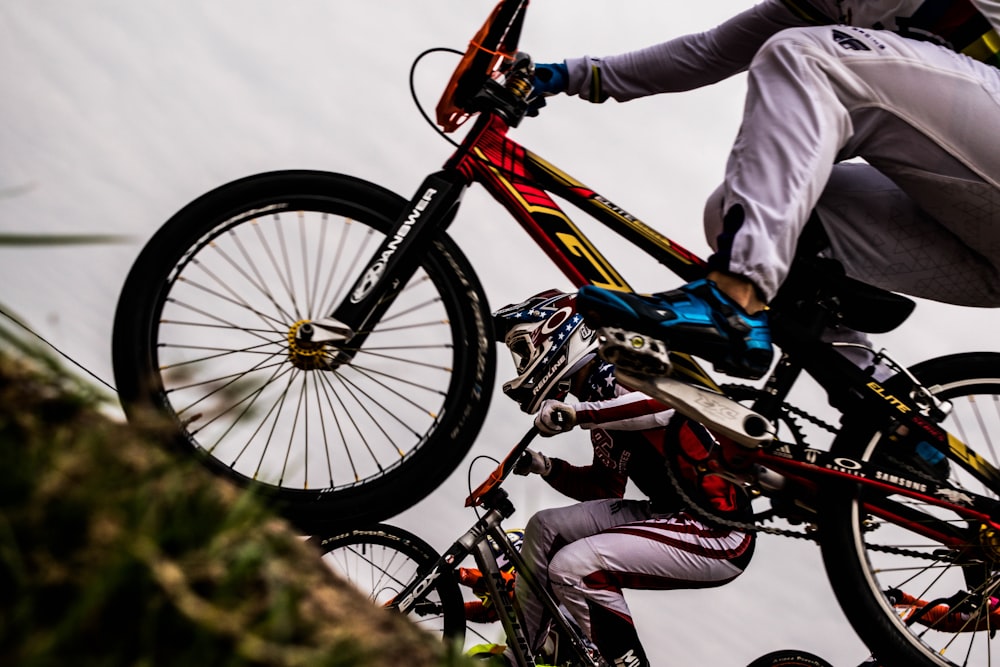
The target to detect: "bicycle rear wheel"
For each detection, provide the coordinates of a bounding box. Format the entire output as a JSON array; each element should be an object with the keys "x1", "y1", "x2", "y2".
[
  {"x1": 821, "y1": 352, "x2": 1000, "y2": 667},
  {"x1": 112, "y1": 170, "x2": 495, "y2": 532},
  {"x1": 310, "y1": 524, "x2": 466, "y2": 642}
]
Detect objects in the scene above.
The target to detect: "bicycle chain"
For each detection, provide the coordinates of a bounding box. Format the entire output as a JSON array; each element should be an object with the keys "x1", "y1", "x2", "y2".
[{"x1": 669, "y1": 395, "x2": 945, "y2": 560}]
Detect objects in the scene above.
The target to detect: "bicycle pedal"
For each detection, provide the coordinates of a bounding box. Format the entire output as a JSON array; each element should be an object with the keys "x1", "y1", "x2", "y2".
[
  {"x1": 597, "y1": 327, "x2": 671, "y2": 376},
  {"x1": 614, "y1": 369, "x2": 775, "y2": 448}
]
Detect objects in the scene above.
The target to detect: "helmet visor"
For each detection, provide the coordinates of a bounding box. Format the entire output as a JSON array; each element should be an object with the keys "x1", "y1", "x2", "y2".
[{"x1": 505, "y1": 329, "x2": 535, "y2": 375}]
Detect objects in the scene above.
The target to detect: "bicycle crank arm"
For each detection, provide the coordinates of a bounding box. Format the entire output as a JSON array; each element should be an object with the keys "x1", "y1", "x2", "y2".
[{"x1": 615, "y1": 369, "x2": 775, "y2": 448}]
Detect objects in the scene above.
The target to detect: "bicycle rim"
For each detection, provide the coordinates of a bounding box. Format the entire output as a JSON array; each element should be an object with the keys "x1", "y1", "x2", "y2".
[
  {"x1": 112, "y1": 171, "x2": 495, "y2": 531},
  {"x1": 821, "y1": 352, "x2": 1000, "y2": 667},
  {"x1": 310, "y1": 525, "x2": 466, "y2": 642}
]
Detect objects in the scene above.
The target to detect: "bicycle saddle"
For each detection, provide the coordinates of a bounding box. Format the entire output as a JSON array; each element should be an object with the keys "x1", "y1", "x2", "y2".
[{"x1": 772, "y1": 257, "x2": 916, "y2": 334}]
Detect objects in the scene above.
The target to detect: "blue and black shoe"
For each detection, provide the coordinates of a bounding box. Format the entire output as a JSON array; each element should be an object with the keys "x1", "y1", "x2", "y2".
[{"x1": 576, "y1": 279, "x2": 774, "y2": 380}]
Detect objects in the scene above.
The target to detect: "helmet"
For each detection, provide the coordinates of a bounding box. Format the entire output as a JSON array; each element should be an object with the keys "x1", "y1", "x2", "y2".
[
  {"x1": 493, "y1": 289, "x2": 599, "y2": 414},
  {"x1": 488, "y1": 528, "x2": 525, "y2": 573}
]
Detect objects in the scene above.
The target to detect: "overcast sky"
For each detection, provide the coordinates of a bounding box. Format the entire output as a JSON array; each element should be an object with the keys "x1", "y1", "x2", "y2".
[{"x1": 4, "y1": 2, "x2": 997, "y2": 664}]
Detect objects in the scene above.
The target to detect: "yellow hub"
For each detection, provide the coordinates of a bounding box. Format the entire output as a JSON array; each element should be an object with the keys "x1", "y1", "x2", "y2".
[
  {"x1": 979, "y1": 524, "x2": 1000, "y2": 562},
  {"x1": 287, "y1": 320, "x2": 330, "y2": 370}
]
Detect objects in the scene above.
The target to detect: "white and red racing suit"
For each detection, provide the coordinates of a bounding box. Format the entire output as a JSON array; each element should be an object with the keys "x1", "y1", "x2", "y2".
[
  {"x1": 516, "y1": 361, "x2": 755, "y2": 667},
  {"x1": 562, "y1": 0, "x2": 1000, "y2": 306}
]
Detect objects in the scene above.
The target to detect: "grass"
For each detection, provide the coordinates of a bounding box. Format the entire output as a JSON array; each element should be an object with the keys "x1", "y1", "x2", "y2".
[{"x1": 0, "y1": 322, "x2": 471, "y2": 667}]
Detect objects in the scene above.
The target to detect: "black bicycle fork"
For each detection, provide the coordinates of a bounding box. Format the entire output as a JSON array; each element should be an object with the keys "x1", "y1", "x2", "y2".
[{"x1": 297, "y1": 169, "x2": 469, "y2": 353}]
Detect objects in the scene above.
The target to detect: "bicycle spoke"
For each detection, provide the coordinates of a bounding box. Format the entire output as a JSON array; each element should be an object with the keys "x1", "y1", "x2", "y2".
[
  {"x1": 314, "y1": 526, "x2": 462, "y2": 644},
  {"x1": 165, "y1": 297, "x2": 284, "y2": 345},
  {"x1": 252, "y1": 215, "x2": 301, "y2": 319},
  {"x1": 316, "y1": 220, "x2": 378, "y2": 318},
  {"x1": 225, "y1": 228, "x2": 299, "y2": 324}
]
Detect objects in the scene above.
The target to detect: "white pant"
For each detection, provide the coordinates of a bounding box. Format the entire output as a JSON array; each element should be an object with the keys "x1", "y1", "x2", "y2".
[
  {"x1": 515, "y1": 499, "x2": 751, "y2": 654},
  {"x1": 710, "y1": 25, "x2": 1000, "y2": 305}
]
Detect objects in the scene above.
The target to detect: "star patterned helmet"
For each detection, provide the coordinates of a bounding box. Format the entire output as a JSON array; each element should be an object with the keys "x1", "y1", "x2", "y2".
[{"x1": 492, "y1": 289, "x2": 599, "y2": 414}]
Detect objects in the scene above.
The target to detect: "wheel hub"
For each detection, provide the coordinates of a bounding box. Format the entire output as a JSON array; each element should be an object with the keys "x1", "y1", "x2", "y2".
[
  {"x1": 978, "y1": 524, "x2": 1000, "y2": 563},
  {"x1": 287, "y1": 320, "x2": 331, "y2": 370}
]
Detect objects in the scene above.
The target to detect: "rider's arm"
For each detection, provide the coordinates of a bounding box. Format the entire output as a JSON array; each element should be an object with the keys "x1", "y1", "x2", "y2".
[
  {"x1": 562, "y1": 0, "x2": 806, "y2": 102},
  {"x1": 573, "y1": 391, "x2": 676, "y2": 432},
  {"x1": 543, "y1": 449, "x2": 628, "y2": 502}
]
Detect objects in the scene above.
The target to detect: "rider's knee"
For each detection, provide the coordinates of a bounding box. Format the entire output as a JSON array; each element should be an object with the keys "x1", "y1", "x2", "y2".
[
  {"x1": 525, "y1": 507, "x2": 557, "y2": 534},
  {"x1": 547, "y1": 549, "x2": 579, "y2": 592},
  {"x1": 523, "y1": 507, "x2": 565, "y2": 549},
  {"x1": 703, "y1": 183, "x2": 725, "y2": 250}
]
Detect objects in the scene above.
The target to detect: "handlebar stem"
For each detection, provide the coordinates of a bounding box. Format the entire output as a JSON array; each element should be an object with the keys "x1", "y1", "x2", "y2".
[
  {"x1": 480, "y1": 487, "x2": 516, "y2": 517},
  {"x1": 465, "y1": 52, "x2": 535, "y2": 128}
]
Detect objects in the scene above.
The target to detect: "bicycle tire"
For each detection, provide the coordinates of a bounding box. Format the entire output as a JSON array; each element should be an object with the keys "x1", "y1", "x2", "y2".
[
  {"x1": 745, "y1": 650, "x2": 834, "y2": 667},
  {"x1": 820, "y1": 352, "x2": 1000, "y2": 667},
  {"x1": 309, "y1": 524, "x2": 466, "y2": 642},
  {"x1": 112, "y1": 170, "x2": 495, "y2": 533}
]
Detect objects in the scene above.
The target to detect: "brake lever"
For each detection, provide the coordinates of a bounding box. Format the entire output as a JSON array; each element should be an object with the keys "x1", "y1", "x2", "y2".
[{"x1": 465, "y1": 426, "x2": 539, "y2": 507}]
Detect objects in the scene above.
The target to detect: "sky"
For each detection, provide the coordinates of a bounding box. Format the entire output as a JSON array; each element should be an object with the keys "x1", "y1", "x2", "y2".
[{"x1": 2, "y1": 2, "x2": 996, "y2": 665}]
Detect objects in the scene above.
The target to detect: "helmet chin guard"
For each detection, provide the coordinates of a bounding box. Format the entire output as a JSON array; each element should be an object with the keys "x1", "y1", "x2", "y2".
[{"x1": 493, "y1": 289, "x2": 599, "y2": 413}]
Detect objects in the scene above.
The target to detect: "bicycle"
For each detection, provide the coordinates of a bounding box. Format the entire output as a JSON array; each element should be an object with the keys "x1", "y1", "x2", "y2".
[
  {"x1": 310, "y1": 429, "x2": 609, "y2": 666},
  {"x1": 111, "y1": 2, "x2": 1000, "y2": 664},
  {"x1": 309, "y1": 430, "x2": 855, "y2": 666}
]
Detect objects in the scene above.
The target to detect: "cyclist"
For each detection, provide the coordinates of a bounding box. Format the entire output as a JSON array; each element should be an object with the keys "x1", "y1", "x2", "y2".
[
  {"x1": 486, "y1": 289, "x2": 756, "y2": 667},
  {"x1": 529, "y1": 1, "x2": 1000, "y2": 379}
]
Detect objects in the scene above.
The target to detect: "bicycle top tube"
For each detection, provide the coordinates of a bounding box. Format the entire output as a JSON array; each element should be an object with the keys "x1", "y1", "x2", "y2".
[{"x1": 446, "y1": 112, "x2": 709, "y2": 290}]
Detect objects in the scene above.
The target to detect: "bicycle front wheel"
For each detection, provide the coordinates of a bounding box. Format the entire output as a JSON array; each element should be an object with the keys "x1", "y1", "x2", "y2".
[
  {"x1": 112, "y1": 170, "x2": 495, "y2": 532},
  {"x1": 310, "y1": 524, "x2": 466, "y2": 643},
  {"x1": 821, "y1": 352, "x2": 1000, "y2": 667}
]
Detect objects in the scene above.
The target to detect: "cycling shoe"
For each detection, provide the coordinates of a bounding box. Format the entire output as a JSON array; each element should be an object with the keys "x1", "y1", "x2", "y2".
[{"x1": 577, "y1": 279, "x2": 773, "y2": 380}]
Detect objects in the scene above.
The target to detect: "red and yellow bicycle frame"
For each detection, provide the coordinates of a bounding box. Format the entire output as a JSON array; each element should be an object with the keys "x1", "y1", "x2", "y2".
[{"x1": 450, "y1": 114, "x2": 706, "y2": 290}]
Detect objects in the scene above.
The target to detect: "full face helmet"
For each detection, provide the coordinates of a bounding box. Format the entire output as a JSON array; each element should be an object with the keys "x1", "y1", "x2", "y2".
[{"x1": 492, "y1": 289, "x2": 600, "y2": 414}]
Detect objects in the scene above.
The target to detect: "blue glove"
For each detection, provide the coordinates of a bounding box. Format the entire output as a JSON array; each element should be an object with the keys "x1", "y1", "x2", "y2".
[
  {"x1": 533, "y1": 62, "x2": 569, "y2": 96},
  {"x1": 527, "y1": 62, "x2": 568, "y2": 117}
]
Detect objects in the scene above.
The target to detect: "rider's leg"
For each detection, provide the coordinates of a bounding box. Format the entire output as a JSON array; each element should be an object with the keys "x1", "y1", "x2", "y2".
[
  {"x1": 705, "y1": 161, "x2": 1000, "y2": 308},
  {"x1": 715, "y1": 25, "x2": 1000, "y2": 302},
  {"x1": 579, "y1": 25, "x2": 1000, "y2": 376},
  {"x1": 546, "y1": 511, "x2": 752, "y2": 667},
  {"x1": 806, "y1": 164, "x2": 1000, "y2": 307},
  {"x1": 705, "y1": 181, "x2": 892, "y2": 374},
  {"x1": 514, "y1": 499, "x2": 651, "y2": 656}
]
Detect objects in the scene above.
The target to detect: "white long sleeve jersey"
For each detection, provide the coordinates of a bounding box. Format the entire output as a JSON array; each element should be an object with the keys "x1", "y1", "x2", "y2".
[{"x1": 563, "y1": 0, "x2": 1000, "y2": 103}]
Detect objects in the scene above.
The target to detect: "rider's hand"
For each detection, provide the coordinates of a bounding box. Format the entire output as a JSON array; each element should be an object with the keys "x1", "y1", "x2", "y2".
[
  {"x1": 534, "y1": 399, "x2": 576, "y2": 436},
  {"x1": 514, "y1": 448, "x2": 552, "y2": 476},
  {"x1": 533, "y1": 62, "x2": 569, "y2": 96},
  {"x1": 527, "y1": 62, "x2": 569, "y2": 117}
]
